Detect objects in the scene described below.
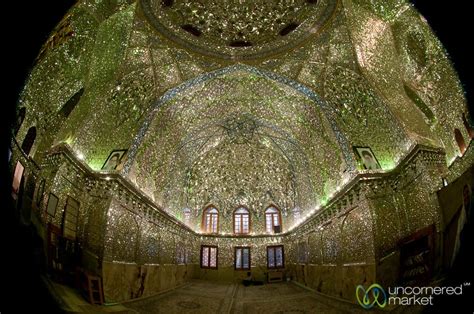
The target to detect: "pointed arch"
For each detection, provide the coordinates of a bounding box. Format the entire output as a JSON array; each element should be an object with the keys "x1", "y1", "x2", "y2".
[
  {"x1": 265, "y1": 204, "x2": 282, "y2": 234},
  {"x1": 202, "y1": 205, "x2": 219, "y2": 233},
  {"x1": 122, "y1": 64, "x2": 355, "y2": 175},
  {"x1": 233, "y1": 206, "x2": 250, "y2": 235}
]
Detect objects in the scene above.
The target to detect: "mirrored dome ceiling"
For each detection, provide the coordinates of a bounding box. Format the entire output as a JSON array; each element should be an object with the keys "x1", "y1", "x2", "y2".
[
  {"x1": 140, "y1": 0, "x2": 339, "y2": 59},
  {"x1": 16, "y1": 0, "x2": 469, "y2": 234}
]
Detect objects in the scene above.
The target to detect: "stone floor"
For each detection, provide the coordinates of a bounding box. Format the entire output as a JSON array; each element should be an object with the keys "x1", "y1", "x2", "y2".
[
  {"x1": 122, "y1": 280, "x2": 368, "y2": 314},
  {"x1": 47, "y1": 279, "x2": 425, "y2": 313}
]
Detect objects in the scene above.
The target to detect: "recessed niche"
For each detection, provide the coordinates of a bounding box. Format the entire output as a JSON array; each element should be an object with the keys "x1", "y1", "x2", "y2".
[
  {"x1": 279, "y1": 23, "x2": 299, "y2": 36},
  {"x1": 406, "y1": 32, "x2": 427, "y2": 68},
  {"x1": 162, "y1": 0, "x2": 173, "y2": 7},
  {"x1": 181, "y1": 24, "x2": 202, "y2": 37},
  {"x1": 229, "y1": 40, "x2": 253, "y2": 47},
  {"x1": 60, "y1": 88, "x2": 84, "y2": 118},
  {"x1": 403, "y1": 84, "x2": 435, "y2": 123}
]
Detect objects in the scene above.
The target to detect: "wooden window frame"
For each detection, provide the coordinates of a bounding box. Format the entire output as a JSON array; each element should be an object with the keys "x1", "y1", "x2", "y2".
[
  {"x1": 200, "y1": 245, "x2": 218, "y2": 269},
  {"x1": 201, "y1": 205, "x2": 219, "y2": 234},
  {"x1": 234, "y1": 246, "x2": 251, "y2": 270},
  {"x1": 233, "y1": 206, "x2": 251, "y2": 235},
  {"x1": 267, "y1": 245, "x2": 285, "y2": 269},
  {"x1": 265, "y1": 205, "x2": 282, "y2": 234}
]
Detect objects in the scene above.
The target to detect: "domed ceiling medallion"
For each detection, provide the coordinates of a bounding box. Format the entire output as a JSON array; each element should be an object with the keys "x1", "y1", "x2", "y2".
[{"x1": 140, "y1": 0, "x2": 339, "y2": 60}]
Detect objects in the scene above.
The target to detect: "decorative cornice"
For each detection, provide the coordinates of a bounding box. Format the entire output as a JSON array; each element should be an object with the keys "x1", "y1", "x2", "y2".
[
  {"x1": 39, "y1": 143, "x2": 446, "y2": 238},
  {"x1": 43, "y1": 143, "x2": 195, "y2": 237},
  {"x1": 286, "y1": 144, "x2": 446, "y2": 237}
]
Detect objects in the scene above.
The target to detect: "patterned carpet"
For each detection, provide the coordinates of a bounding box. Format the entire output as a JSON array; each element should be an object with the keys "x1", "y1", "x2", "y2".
[{"x1": 123, "y1": 280, "x2": 368, "y2": 314}]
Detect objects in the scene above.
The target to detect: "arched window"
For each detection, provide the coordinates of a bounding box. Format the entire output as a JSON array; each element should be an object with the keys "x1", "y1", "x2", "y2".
[
  {"x1": 455, "y1": 129, "x2": 466, "y2": 155},
  {"x1": 265, "y1": 206, "x2": 282, "y2": 234},
  {"x1": 202, "y1": 206, "x2": 218, "y2": 233},
  {"x1": 15, "y1": 107, "x2": 26, "y2": 135},
  {"x1": 21, "y1": 126, "x2": 37, "y2": 156},
  {"x1": 234, "y1": 207, "x2": 250, "y2": 234}
]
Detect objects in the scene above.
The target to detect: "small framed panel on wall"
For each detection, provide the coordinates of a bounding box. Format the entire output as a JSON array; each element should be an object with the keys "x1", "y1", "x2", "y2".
[
  {"x1": 46, "y1": 193, "x2": 59, "y2": 217},
  {"x1": 101, "y1": 149, "x2": 128, "y2": 171},
  {"x1": 12, "y1": 161, "x2": 25, "y2": 198},
  {"x1": 353, "y1": 146, "x2": 381, "y2": 170}
]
